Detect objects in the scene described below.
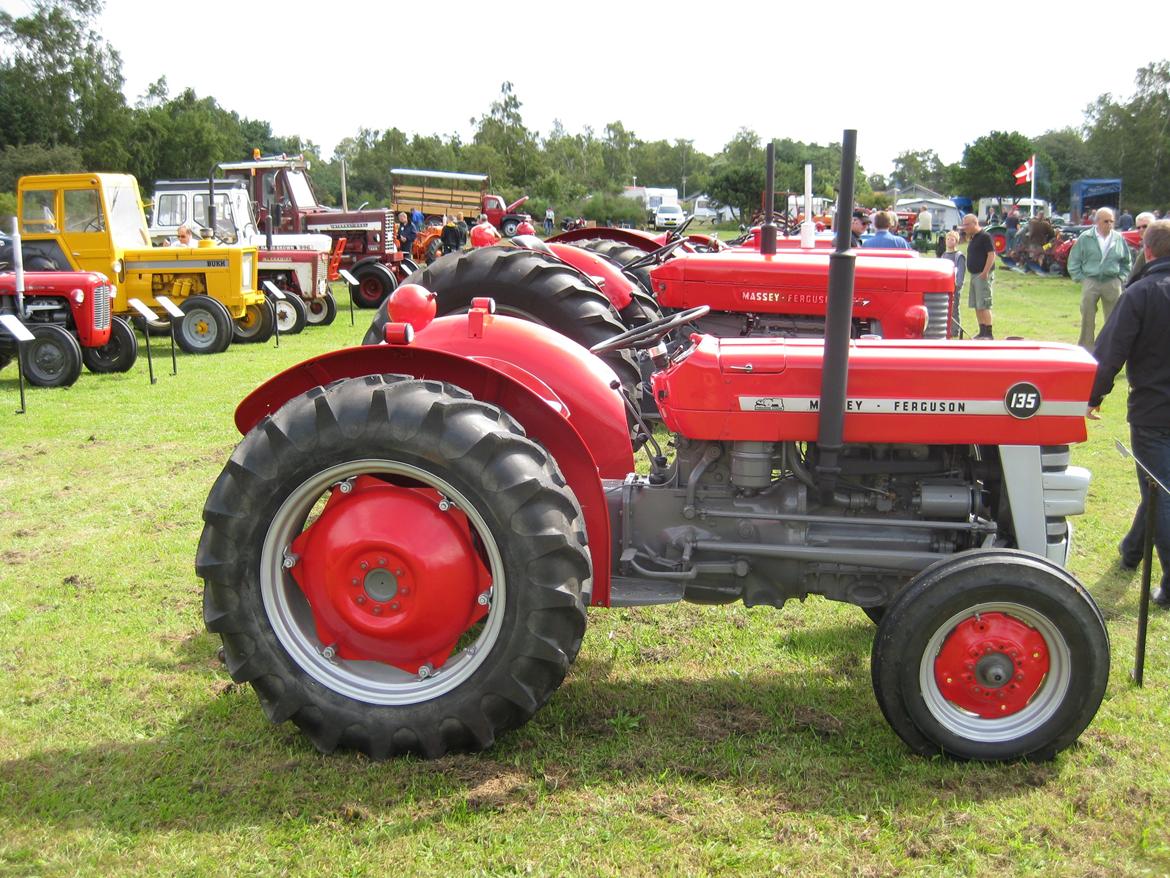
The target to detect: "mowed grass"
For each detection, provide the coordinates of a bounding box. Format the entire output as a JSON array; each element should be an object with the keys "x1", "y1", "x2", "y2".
[{"x1": 1, "y1": 271, "x2": 1169, "y2": 877}]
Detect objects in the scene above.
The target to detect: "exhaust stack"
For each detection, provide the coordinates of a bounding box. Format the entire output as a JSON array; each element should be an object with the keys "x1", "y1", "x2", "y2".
[
  {"x1": 760, "y1": 142, "x2": 777, "y2": 256},
  {"x1": 814, "y1": 130, "x2": 858, "y2": 504}
]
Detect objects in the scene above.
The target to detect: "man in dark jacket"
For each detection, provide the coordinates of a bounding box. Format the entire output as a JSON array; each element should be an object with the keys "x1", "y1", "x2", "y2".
[{"x1": 1087, "y1": 220, "x2": 1170, "y2": 606}]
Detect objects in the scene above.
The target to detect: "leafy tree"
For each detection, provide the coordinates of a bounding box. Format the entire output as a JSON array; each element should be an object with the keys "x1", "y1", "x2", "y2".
[
  {"x1": 1031, "y1": 128, "x2": 1098, "y2": 211},
  {"x1": 0, "y1": 143, "x2": 84, "y2": 192},
  {"x1": 707, "y1": 129, "x2": 765, "y2": 221},
  {"x1": 954, "y1": 131, "x2": 1034, "y2": 201},
  {"x1": 890, "y1": 149, "x2": 951, "y2": 192},
  {"x1": 0, "y1": 0, "x2": 128, "y2": 168},
  {"x1": 471, "y1": 82, "x2": 543, "y2": 191}
]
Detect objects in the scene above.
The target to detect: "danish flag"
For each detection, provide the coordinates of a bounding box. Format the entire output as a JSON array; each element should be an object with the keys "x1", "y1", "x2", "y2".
[{"x1": 1013, "y1": 155, "x2": 1035, "y2": 186}]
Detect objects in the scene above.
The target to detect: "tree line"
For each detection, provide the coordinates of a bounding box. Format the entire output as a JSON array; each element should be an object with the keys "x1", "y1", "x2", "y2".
[{"x1": 3, "y1": 1, "x2": 1168, "y2": 222}]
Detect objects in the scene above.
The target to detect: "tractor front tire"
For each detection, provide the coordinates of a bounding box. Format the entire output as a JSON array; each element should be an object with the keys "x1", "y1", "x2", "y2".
[
  {"x1": 82, "y1": 316, "x2": 138, "y2": 374},
  {"x1": 871, "y1": 550, "x2": 1109, "y2": 762},
  {"x1": 21, "y1": 324, "x2": 83, "y2": 388},
  {"x1": 197, "y1": 374, "x2": 590, "y2": 758},
  {"x1": 270, "y1": 293, "x2": 308, "y2": 335},
  {"x1": 233, "y1": 300, "x2": 276, "y2": 344},
  {"x1": 304, "y1": 292, "x2": 337, "y2": 327},
  {"x1": 362, "y1": 247, "x2": 642, "y2": 403},
  {"x1": 177, "y1": 295, "x2": 233, "y2": 355},
  {"x1": 350, "y1": 263, "x2": 398, "y2": 310}
]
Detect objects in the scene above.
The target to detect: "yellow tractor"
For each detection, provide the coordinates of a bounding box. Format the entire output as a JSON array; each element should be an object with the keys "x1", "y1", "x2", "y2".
[{"x1": 16, "y1": 173, "x2": 270, "y2": 354}]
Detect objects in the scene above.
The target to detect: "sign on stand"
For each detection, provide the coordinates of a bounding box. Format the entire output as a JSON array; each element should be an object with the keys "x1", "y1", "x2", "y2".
[
  {"x1": 127, "y1": 298, "x2": 161, "y2": 385},
  {"x1": 155, "y1": 296, "x2": 184, "y2": 376},
  {"x1": 262, "y1": 282, "x2": 285, "y2": 347},
  {"x1": 338, "y1": 270, "x2": 359, "y2": 327},
  {"x1": 0, "y1": 314, "x2": 34, "y2": 414}
]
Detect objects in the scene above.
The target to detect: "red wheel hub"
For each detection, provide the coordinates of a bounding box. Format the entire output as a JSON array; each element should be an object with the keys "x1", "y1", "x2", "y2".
[
  {"x1": 933, "y1": 612, "x2": 1050, "y2": 718},
  {"x1": 288, "y1": 475, "x2": 491, "y2": 672}
]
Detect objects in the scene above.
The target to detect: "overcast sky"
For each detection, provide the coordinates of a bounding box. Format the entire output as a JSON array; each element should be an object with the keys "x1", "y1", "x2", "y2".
[{"x1": 5, "y1": 0, "x2": 1165, "y2": 178}]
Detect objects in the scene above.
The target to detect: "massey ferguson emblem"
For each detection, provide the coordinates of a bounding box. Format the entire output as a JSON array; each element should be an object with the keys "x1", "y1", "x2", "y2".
[
  {"x1": 1005, "y1": 382, "x2": 1043, "y2": 419},
  {"x1": 753, "y1": 397, "x2": 784, "y2": 411},
  {"x1": 740, "y1": 290, "x2": 870, "y2": 307}
]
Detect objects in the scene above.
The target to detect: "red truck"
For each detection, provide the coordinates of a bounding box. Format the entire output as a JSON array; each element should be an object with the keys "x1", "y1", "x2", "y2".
[
  {"x1": 390, "y1": 169, "x2": 531, "y2": 236},
  {"x1": 218, "y1": 154, "x2": 408, "y2": 309}
]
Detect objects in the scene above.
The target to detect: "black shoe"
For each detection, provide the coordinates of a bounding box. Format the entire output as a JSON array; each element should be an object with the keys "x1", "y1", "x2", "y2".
[
  {"x1": 1152, "y1": 587, "x2": 1170, "y2": 609},
  {"x1": 1120, "y1": 541, "x2": 1143, "y2": 569}
]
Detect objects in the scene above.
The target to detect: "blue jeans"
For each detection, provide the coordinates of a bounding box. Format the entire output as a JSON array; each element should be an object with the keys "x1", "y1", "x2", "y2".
[{"x1": 1120, "y1": 424, "x2": 1170, "y2": 585}]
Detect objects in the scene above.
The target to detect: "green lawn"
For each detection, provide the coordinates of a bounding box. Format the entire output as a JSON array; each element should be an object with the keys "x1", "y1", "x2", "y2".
[{"x1": 1, "y1": 272, "x2": 1167, "y2": 877}]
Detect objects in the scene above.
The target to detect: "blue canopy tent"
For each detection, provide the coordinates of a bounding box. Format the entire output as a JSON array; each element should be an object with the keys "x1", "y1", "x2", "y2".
[{"x1": 1070, "y1": 179, "x2": 1121, "y2": 223}]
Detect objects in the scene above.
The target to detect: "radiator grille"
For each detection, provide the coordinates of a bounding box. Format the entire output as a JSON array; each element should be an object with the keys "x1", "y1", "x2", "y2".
[
  {"x1": 923, "y1": 292, "x2": 951, "y2": 338},
  {"x1": 93, "y1": 284, "x2": 112, "y2": 330}
]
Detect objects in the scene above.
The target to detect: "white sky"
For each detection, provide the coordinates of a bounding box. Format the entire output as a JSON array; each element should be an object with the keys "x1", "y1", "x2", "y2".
[{"x1": 4, "y1": 0, "x2": 1165, "y2": 178}]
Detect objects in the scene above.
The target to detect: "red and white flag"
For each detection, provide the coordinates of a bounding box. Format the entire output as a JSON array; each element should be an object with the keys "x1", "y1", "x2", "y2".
[{"x1": 1013, "y1": 155, "x2": 1035, "y2": 186}]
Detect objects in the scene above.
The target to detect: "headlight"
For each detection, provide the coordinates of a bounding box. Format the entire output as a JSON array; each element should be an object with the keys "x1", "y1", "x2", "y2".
[
  {"x1": 242, "y1": 252, "x2": 254, "y2": 284},
  {"x1": 71, "y1": 289, "x2": 85, "y2": 305},
  {"x1": 112, "y1": 258, "x2": 123, "y2": 275}
]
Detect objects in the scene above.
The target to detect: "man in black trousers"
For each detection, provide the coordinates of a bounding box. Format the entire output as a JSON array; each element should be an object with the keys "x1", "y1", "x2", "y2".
[{"x1": 1087, "y1": 220, "x2": 1170, "y2": 606}]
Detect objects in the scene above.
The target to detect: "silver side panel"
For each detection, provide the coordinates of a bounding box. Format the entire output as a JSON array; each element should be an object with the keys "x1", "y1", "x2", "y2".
[{"x1": 1000, "y1": 445, "x2": 1046, "y2": 556}]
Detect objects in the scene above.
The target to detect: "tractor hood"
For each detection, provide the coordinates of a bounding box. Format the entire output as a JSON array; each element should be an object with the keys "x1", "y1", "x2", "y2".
[
  {"x1": 505, "y1": 195, "x2": 529, "y2": 214},
  {"x1": 654, "y1": 335, "x2": 1096, "y2": 447}
]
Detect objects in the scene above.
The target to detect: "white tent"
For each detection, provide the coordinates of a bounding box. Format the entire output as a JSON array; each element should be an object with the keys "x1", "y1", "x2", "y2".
[{"x1": 896, "y1": 197, "x2": 962, "y2": 233}]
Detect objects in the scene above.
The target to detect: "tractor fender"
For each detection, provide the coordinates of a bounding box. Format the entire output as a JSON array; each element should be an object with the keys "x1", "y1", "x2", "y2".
[
  {"x1": 542, "y1": 242, "x2": 636, "y2": 311},
  {"x1": 548, "y1": 227, "x2": 661, "y2": 250},
  {"x1": 234, "y1": 315, "x2": 637, "y2": 606},
  {"x1": 350, "y1": 255, "x2": 392, "y2": 274}
]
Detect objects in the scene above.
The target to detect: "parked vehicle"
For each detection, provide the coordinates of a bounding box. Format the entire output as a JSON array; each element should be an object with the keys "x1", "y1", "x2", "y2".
[
  {"x1": 1, "y1": 230, "x2": 136, "y2": 386},
  {"x1": 390, "y1": 169, "x2": 532, "y2": 237},
  {"x1": 218, "y1": 154, "x2": 408, "y2": 309},
  {"x1": 13, "y1": 173, "x2": 266, "y2": 354},
  {"x1": 654, "y1": 204, "x2": 686, "y2": 230}
]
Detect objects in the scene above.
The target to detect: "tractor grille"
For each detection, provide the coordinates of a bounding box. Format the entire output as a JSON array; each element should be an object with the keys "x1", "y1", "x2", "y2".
[
  {"x1": 923, "y1": 293, "x2": 950, "y2": 339},
  {"x1": 384, "y1": 213, "x2": 395, "y2": 252},
  {"x1": 93, "y1": 284, "x2": 112, "y2": 330}
]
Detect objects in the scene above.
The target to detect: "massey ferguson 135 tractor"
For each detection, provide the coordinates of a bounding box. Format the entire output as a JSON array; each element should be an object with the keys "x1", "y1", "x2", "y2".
[{"x1": 197, "y1": 132, "x2": 1109, "y2": 763}]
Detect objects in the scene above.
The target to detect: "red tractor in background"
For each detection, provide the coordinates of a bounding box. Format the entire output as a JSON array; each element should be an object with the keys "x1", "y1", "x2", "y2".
[
  {"x1": 197, "y1": 132, "x2": 1109, "y2": 764},
  {"x1": 1, "y1": 230, "x2": 137, "y2": 387},
  {"x1": 217, "y1": 154, "x2": 411, "y2": 309}
]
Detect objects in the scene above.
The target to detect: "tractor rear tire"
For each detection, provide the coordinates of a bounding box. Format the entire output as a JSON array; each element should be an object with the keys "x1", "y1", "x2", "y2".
[
  {"x1": 269, "y1": 293, "x2": 308, "y2": 335},
  {"x1": 871, "y1": 549, "x2": 1108, "y2": 762},
  {"x1": 196, "y1": 374, "x2": 590, "y2": 758},
  {"x1": 304, "y1": 291, "x2": 338, "y2": 327},
  {"x1": 233, "y1": 300, "x2": 276, "y2": 344},
  {"x1": 177, "y1": 295, "x2": 233, "y2": 355},
  {"x1": 361, "y1": 247, "x2": 642, "y2": 403},
  {"x1": 82, "y1": 316, "x2": 138, "y2": 374},
  {"x1": 351, "y1": 263, "x2": 398, "y2": 309},
  {"x1": 21, "y1": 324, "x2": 83, "y2": 388},
  {"x1": 578, "y1": 239, "x2": 656, "y2": 296}
]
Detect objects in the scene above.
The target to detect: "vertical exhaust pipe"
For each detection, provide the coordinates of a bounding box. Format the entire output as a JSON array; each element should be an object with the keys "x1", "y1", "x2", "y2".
[
  {"x1": 11, "y1": 218, "x2": 25, "y2": 317},
  {"x1": 760, "y1": 141, "x2": 777, "y2": 256},
  {"x1": 815, "y1": 129, "x2": 858, "y2": 504}
]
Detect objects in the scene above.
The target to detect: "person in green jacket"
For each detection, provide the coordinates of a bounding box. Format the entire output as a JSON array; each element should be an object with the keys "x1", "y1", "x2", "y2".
[{"x1": 1067, "y1": 207, "x2": 1133, "y2": 350}]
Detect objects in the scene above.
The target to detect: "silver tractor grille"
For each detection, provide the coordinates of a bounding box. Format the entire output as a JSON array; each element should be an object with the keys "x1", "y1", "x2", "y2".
[
  {"x1": 384, "y1": 214, "x2": 396, "y2": 253},
  {"x1": 93, "y1": 284, "x2": 112, "y2": 330},
  {"x1": 923, "y1": 292, "x2": 951, "y2": 339}
]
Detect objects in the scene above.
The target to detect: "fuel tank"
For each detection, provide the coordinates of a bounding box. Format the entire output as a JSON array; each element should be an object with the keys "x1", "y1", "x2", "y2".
[{"x1": 653, "y1": 335, "x2": 1096, "y2": 447}]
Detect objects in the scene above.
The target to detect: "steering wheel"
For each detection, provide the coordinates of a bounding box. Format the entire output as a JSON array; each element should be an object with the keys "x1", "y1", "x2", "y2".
[
  {"x1": 666, "y1": 214, "x2": 696, "y2": 243},
  {"x1": 622, "y1": 236, "x2": 689, "y2": 273},
  {"x1": 589, "y1": 305, "x2": 710, "y2": 356}
]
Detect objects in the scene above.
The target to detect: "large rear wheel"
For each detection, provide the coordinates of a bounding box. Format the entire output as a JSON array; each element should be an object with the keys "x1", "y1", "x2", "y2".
[
  {"x1": 197, "y1": 374, "x2": 590, "y2": 758},
  {"x1": 871, "y1": 550, "x2": 1109, "y2": 761},
  {"x1": 362, "y1": 247, "x2": 642, "y2": 404}
]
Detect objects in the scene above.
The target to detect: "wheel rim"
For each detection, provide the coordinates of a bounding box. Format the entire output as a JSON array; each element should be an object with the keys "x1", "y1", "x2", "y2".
[
  {"x1": 275, "y1": 301, "x2": 297, "y2": 332},
  {"x1": 236, "y1": 304, "x2": 265, "y2": 338},
  {"x1": 182, "y1": 308, "x2": 219, "y2": 349},
  {"x1": 261, "y1": 459, "x2": 506, "y2": 705},
  {"x1": 921, "y1": 601, "x2": 1071, "y2": 743},
  {"x1": 358, "y1": 276, "x2": 383, "y2": 305},
  {"x1": 305, "y1": 300, "x2": 326, "y2": 324},
  {"x1": 30, "y1": 338, "x2": 67, "y2": 379}
]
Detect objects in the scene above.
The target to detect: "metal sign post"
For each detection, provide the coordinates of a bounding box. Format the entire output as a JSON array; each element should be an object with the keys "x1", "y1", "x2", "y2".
[
  {"x1": 127, "y1": 298, "x2": 158, "y2": 385},
  {"x1": 338, "y1": 270, "x2": 359, "y2": 327},
  {"x1": 262, "y1": 281, "x2": 285, "y2": 348},
  {"x1": 0, "y1": 314, "x2": 34, "y2": 414},
  {"x1": 1115, "y1": 439, "x2": 1169, "y2": 686},
  {"x1": 155, "y1": 296, "x2": 184, "y2": 376}
]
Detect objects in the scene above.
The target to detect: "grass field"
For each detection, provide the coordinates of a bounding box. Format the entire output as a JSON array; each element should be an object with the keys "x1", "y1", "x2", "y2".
[{"x1": 1, "y1": 267, "x2": 1169, "y2": 877}]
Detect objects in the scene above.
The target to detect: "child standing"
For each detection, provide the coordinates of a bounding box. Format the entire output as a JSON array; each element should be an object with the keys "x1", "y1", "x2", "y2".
[{"x1": 939, "y1": 231, "x2": 967, "y2": 337}]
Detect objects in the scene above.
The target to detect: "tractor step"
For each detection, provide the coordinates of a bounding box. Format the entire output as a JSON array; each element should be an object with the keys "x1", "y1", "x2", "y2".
[{"x1": 609, "y1": 576, "x2": 685, "y2": 607}]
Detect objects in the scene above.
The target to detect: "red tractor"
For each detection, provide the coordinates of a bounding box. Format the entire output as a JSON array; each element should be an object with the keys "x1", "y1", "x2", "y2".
[
  {"x1": 218, "y1": 154, "x2": 411, "y2": 309},
  {"x1": 1, "y1": 231, "x2": 137, "y2": 387},
  {"x1": 197, "y1": 132, "x2": 1109, "y2": 763}
]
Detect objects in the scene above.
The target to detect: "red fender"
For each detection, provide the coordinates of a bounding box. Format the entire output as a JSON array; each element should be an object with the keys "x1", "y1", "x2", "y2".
[
  {"x1": 235, "y1": 314, "x2": 637, "y2": 606},
  {"x1": 545, "y1": 242, "x2": 636, "y2": 310},
  {"x1": 548, "y1": 227, "x2": 660, "y2": 249}
]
